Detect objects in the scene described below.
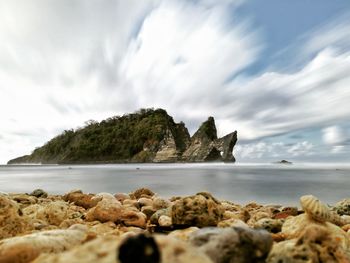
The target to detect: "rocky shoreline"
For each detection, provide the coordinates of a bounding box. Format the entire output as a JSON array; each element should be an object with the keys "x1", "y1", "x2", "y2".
[{"x1": 1, "y1": 188, "x2": 350, "y2": 262}]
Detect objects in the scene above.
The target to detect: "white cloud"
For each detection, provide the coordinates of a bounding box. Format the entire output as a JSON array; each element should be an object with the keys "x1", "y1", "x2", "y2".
[
  {"x1": 331, "y1": 145, "x2": 345, "y2": 154},
  {"x1": 1, "y1": 1, "x2": 350, "y2": 164},
  {"x1": 234, "y1": 141, "x2": 314, "y2": 161},
  {"x1": 322, "y1": 126, "x2": 347, "y2": 145},
  {"x1": 217, "y1": 48, "x2": 350, "y2": 140},
  {"x1": 304, "y1": 12, "x2": 350, "y2": 56},
  {"x1": 287, "y1": 141, "x2": 314, "y2": 157},
  {"x1": 0, "y1": 0, "x2": 255, "y2": 163}
]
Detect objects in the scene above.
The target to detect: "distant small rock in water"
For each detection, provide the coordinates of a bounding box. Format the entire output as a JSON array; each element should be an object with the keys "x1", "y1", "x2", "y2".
[{"x1": 276, "y1": 160, "x2": 293, "y2": 165}]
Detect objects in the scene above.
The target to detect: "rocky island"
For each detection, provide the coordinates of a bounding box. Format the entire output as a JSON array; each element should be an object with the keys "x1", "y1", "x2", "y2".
[
  {"x1": 1, "y1": 188, "x2": 350, "y2": 262},
  {"x1": 7, "y1": 108, "x2": 237, "y2": 164}
]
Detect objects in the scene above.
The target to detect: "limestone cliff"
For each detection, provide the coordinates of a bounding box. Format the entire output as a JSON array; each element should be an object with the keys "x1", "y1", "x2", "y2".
[
  {"x1": 7, "y1": 109, "x2": 237, "y2": 164},
  {"x1": 182, "y1": 117, "x2": 237, "y2": 162}
]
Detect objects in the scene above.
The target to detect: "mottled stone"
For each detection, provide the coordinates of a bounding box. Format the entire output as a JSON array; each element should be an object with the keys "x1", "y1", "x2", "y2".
[
  {"x1": 33, "y1": 233, "x2": 212, "y2": 263},
  {"x1": 11, "y1": 194, "x2": 37, "y2": 206},
  {"x1": 137, "y1": 197, "x2": 153, "y2": 207},
  {"x1": 222, "y1": 210, "x2": 241, "y2": 220},
  {"x1": 150, "y1": 208, "x2": 171, "y2": 225},
  {"x1": 30, "y1": 189, "x2": 48, "y2": 198},
  {"x1": 63, "y1": 190, "x2": 100, "y2": 209},
  {"x1": 114, "y1": 193, "x2": 130, "y2": 203},
  {"x1": 0, "y1": 195, "x2": 33, "y2": 239},
  {"x1": 218, "y1": 218, "x2": 248, "y2": 228},
  {"x1": 267, "y1": 224, "x2": 350, "y2": 263},
  {"x1": 190, "y1": 226, "x2": 273, "y2": 263},
  {"x1": 273, "y1": 207, "x2": 298, "y2": 219},
  {"x1": 35, "y1": 201, "x2": 69, "y2": 226},
  {"x1": 254, "y1": 218, "x2": 284, "y2": 233},
  {"x1": 167, "y1": 227, "x2": 200, "y2": 242},
  {"x1": 32, "y1": 236, "x2": 120, "y2": 263},
  {"x1": 220, "y1": 201, "x2": 241, "y2": 212},
  {"x1": 281, "y1": 213, "x2": 350, "y2": 249},
  {"x1": 141, "y1": 205, "x2": 157, "y2": 219},
  {"x1": 122, "y1": 199, "x2": 140, "y2": 210},
  {"x1": 171, "y1": 192, "x2": 224, "y2": 227},
  {"x1": 0, "y1": 224, "x2": 88, "y2": 263},
  {"x1": 158, "y1": 215, "x2": 172, "y2": 227},
  {"x1": 120, "y1": 211, "x2": 147, "y2": 228},
  {"x1": 152, "y1": 197, "x2": 171, "y2": 210},
  {"x1": 335, "y1": 199, "x2": 350, "y2": 216},
  {"x1": 129, "y1": 188, "x2": 155, "y2": 200}
]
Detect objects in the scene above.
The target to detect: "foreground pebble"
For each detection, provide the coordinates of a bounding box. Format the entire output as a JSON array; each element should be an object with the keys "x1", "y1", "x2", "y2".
[{"x1": 1, "y1": 188, "x2": 350, "y2": 262}]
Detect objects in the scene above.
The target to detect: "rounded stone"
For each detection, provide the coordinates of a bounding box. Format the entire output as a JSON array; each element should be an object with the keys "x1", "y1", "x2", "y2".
[{"x1": 171, "y1": 192, "x2": 224, "y2": 227}]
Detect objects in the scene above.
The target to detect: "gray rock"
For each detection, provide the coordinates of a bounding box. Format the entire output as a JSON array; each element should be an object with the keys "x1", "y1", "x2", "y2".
[
  {"x1": 189, "y1": 226, "x2": 273, "y2": 263},
  {"x1": 30, "y1": 189, "x2": 48, "y2": 198},
  {"x1": 181, "y1": 117, "x2": 237, "y2": 162}
]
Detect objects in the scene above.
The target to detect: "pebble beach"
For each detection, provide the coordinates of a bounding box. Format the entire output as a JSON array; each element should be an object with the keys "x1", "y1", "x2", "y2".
[{"x1": 1, "y1": 188, "x2": 350, "y2": 263}]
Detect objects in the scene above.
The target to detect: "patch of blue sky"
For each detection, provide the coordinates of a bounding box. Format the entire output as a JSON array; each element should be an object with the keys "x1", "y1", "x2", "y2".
[{"x1": 234, "y1": 0, "x2": 350, "y2": 76}]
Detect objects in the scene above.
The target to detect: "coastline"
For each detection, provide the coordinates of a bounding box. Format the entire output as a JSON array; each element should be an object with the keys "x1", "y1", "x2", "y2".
[{"x1": 1, "y1": 188, "x2": 350, "y2": 262}]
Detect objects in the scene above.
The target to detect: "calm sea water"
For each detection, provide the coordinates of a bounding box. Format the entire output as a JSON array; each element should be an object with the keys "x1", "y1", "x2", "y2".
[{"x1": 1, "y1": 163, "x2": 350, "y2": 206}]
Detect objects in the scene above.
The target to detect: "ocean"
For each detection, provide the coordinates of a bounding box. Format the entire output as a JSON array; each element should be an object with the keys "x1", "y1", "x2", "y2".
[{"x1": 1, "y1": 163, "x2": 350, "y2": 206}]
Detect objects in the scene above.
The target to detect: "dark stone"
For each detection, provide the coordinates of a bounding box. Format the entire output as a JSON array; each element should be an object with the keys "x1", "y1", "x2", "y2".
[
  {"x1": 190, "y1": 226, "x2": 273, "y2": 263},
  {"x1": 118, "y1": 233, "x2": 160, "y2": 263},
  {"x1": 30, "y1": 189, "x2": 48, "y2": 198}
]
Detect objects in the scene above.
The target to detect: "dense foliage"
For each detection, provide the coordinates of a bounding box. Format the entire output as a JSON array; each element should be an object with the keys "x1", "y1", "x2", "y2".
[{"x1": 14, "y1": 108, "x2": 190, "y2": 164}]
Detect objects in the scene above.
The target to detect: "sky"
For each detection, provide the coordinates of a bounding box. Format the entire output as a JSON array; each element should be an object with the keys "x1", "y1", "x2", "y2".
[{"x1": 1, "y1": 0, "x2": 350, "y2": 164}]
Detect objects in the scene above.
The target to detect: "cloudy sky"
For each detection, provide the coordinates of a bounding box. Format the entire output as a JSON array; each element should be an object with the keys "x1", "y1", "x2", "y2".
[{"x1": 1, "y1": 0, "x2": 350, "y2": 164}]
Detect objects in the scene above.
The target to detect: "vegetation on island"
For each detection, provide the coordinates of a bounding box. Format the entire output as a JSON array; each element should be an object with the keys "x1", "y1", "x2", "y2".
[{"x1": 8, "y1": 108, "x2": 190, "y2": 164}]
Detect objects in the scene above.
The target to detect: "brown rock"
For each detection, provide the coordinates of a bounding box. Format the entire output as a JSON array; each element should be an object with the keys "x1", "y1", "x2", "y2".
[
  {"x1": 273, "y1": 207, "x2": 298, "y2": 219},
  {"x1": 36, "y1": 201, "x2": 69, "y2": 226},
  {"x1": 11, "y1": 194, "x2": 37, "y2": 206},
  {"x1": 120, "y1": 211, "x2": 147, "y2": 228},
  {"x1": 0, "y1": 224, "x2": 88, "y2": 263},
  {"x1": 218, "y1": 218, "x2": 248, "y2": 228},
  {"x1": 141, "y1": 205, "x2": 157, "y2": 219},
  {"x1": 114, "y1": 193, "x2": 130, "y2": 203},
  {"x1": 152, "y1": 197, "x2": 171, "y2": 210},
  {"x1": 85, "y1": 196, "x2": 123, "y2": 223},
  {"x1": 171, "y1": 192, "x2": 224, "y2": 227},
  {"x1": 63, "y1": 190, "x2": 100, "y2": 209},
  {"x1": 0, "y1": 195, "x2": 33, "y2": 240},
  {"x1": 129, "y1": 188, "x2": 155, "y2": 200},
  {"x1": 167, "y1": 227, "x2": 200, "y2": 241},
  {"x1": 158, "y1": 215, "x2": 172, "y2": 227},
  {"x1": 137, "y1": 197, "x2": 153, "y2": 207},
  {"x1": 32, "y1": 236, "x2": 120, "y2": 263}
]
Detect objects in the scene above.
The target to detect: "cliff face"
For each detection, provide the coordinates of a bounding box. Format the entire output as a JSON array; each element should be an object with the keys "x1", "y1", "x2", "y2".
[
  {"x1": 182, "y1": 117, "x2": 237, "y2": 162},
  {"x1": 7, "y1": 109, "x2": 237, "y2": 164}
]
